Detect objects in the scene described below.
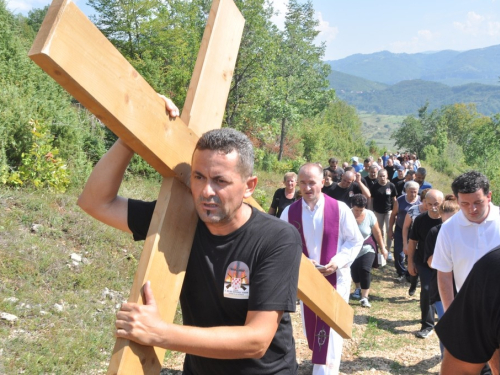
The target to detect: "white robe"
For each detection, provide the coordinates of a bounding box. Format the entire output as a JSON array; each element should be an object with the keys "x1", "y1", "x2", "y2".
[{"x1": 281, "y1": 194, "x2": 363, "y2": 374}]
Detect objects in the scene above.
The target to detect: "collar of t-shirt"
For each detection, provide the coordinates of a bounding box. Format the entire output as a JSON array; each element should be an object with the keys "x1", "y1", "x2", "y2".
[{"x1": 456, "y1": 202, "x2": 499, "y2": 227}]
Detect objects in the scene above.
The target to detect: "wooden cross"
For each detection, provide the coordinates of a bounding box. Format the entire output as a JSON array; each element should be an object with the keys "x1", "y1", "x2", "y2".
[{"x1": 29, "y1": 0, "x2": 354, "y2": 373}]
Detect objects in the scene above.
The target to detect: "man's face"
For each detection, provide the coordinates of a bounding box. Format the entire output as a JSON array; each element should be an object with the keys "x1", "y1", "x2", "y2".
[
  {"x1": 397, "y1": 169, "x2": 405, "y2": 179},
  {"x1": 387, "y1": 159, "x2": 393, "y2": 167},
  {"x1": 329, "y1": 160, "x2": 337, "y2": 169},
  {"x1": 405, "y1": 173, "x2": 415, "y2": 181},
  {"x1": 298, "y1": 166, "x2": 324, "y2": 205},
  {"x1": 339, "y1": 172, "x2": 355, "y2": 188},
  {"x1": 377, "y1": 171, "x2": 388, "y2": 185},
  {"x1": 369, "y1": 167, "x2": 379, "y2": 179},
  {"x1": 426, "y1": 193, "x2": 444, "y2": 215},
  {"x1": 458, "y1": 189, "x2": 492, "y2": 224},
  {"x1": 363, "y1": 161, "x2": 371, "y2": 171},
  {"x1": 415, "y1": 173, "x2": 425, "y2": 185},
  {"x1": 190, "y1": 149, "x2": 254, "y2": 229},
  {"x1": 406, "y1": 187, "x2": 419, "y2": 202}
]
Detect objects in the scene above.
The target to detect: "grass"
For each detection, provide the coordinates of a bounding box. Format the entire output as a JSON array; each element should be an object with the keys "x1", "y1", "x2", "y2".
[
  {"x1": 359, "y1": 112, "x2": 407, "y2": 151},
  {"x1": 1, "y1": 164, "x2": 447, "y2": 374}
]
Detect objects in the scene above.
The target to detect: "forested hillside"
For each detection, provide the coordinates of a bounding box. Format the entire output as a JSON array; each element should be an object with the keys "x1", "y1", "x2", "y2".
[
  {"x1": 1, "y1": 0, "x2": 500, "y2": 204},
  {"x1": 335, "y1": 78, "x2": 500, "y2": 116},
  {"x1": 0, "y1": 0, "x2": 368, "y2": 192}
]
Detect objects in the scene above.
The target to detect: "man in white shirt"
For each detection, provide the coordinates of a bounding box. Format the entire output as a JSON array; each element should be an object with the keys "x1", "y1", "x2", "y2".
[
  {"x1": 432, "y1": 171, "x2": 500, "y2": 374},
  {"x1": 281, "y1": 163, "x2": 363, "y2": 375}
]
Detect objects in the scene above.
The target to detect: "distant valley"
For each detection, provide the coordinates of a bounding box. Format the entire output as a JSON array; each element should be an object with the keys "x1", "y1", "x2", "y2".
[{"x1": 327, "y1": 44, "x2": 500, "y2": 116}]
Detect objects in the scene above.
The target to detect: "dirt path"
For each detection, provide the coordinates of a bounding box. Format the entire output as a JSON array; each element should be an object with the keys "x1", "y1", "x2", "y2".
[{"x1": 161, "y1": 260, "x2": 442, "y2": 375}]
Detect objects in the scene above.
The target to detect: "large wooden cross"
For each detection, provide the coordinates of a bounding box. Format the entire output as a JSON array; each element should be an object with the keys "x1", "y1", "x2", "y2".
[{"x1": 29, "y1": 0, "x2": 354, "y2": 373}]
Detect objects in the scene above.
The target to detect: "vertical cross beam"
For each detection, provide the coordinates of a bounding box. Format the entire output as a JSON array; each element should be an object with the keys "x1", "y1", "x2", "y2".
[{"x1": 29, "y1": 0, "x2": 353, "y2": 373}]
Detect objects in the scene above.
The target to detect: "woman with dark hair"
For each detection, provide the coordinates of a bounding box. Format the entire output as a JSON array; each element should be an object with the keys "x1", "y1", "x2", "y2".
[
  {"x1": 268, "y1": 172, "x2": 297, "y2": 218},
  {"x1": 350, "y1": 194, "x2": 388, "y2": 307}
]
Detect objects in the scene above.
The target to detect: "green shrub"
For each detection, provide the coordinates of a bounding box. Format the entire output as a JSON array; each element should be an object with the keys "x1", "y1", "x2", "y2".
[{"x1": 12, "y1": 119, "x2": 70, "y2": 192}]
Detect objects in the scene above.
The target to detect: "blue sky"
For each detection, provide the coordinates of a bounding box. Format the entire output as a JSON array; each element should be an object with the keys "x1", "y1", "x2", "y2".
[{"x1": 7, "y1": 0, "x2": 500, "y2": 61}]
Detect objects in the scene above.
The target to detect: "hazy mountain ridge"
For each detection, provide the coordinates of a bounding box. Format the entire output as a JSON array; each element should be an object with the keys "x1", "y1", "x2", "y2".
[
  {"x1": 328, "y1": 44, "x2": 500, "y2": 86},
  {"x1": 327, "y1": 45, "x2": 500, "y2": 115}
]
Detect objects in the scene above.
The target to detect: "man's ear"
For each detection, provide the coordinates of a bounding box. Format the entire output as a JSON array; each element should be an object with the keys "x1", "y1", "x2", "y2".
[{"x1": 243, "y1": 176, "x2": 258, "y2": 199}]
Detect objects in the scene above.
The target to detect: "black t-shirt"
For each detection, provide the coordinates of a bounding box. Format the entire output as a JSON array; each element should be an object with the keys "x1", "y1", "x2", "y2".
[
  {"x1": 324, "y1": 167, "x2": 344, "y2": 183},
  {"x1": 365, "y1": 176, "x2": 378, "y2": 190},
  {"x1": 370, "y1": 182, "x2": 397, "y2": 213},
  {"x1": 127, "y1": 199, "x2": 301, "y2": 375},
  {"x1": 424, "y1": 225, "x2": 441, "y2": 304},
  {"x1": 322, "y1": 182, "x2": 361, "y2": 207},
  {"x1": 270, "y1": 188, "x2": 296, "y2": 218},
  {"x1": 395, "y1": 179, "x2": 406, "y2": 197},
  {"x1": 409, "y1": 212, "x2": 442, "y2": 265},
  {"x1": 385, "y1": 166, "x2": 396, "y2": 180},
  {"x1": 436, "y1": 246, "x2": 500, "y2": 364}
]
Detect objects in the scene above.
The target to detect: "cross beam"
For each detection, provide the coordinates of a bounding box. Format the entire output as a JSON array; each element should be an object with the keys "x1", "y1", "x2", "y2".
[{"x1": 29, "y1": 0, "x2": 353, "y2": 373}]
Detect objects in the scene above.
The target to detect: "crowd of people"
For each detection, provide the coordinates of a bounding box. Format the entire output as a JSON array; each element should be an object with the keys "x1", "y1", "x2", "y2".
[
  {"x1": 75, "y1": 92, "x2": 499, "y2": 375},
  {"x1": 269, "y1": 152, "x2": 500, "y2": 374}
]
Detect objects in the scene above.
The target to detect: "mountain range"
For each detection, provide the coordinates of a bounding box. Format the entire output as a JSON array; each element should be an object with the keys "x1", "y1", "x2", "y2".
[{"x1": 327, "y1": 44, "x2": 500, "y2": 116}]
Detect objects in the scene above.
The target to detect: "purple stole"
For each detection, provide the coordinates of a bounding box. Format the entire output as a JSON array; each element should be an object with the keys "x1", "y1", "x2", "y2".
[{"x1": 288, "y1": 195, "x2": 340, "y2": 365}]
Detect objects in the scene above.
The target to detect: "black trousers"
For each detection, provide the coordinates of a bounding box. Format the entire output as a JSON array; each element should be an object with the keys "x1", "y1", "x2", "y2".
[
  {"x1": 415, "y1": 261, "x2": 435, "y2": 330},
  {"x1": 351, "y1": 252, "x2": 376, "y2": 290}
]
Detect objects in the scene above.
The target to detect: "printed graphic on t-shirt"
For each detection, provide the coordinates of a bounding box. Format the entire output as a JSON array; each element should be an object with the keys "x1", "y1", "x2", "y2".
[
  {"x1": 223, "y1": 261, "x2": 250, "y2": 299},
  {"x1": 386, "y1": 188, "x2": 391, "y2": 195}
]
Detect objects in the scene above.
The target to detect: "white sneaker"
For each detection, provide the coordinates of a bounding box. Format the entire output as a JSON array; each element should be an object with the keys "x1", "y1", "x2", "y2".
[{"x1": 360, "y1": 298, "x2": 371, "y2": 308}]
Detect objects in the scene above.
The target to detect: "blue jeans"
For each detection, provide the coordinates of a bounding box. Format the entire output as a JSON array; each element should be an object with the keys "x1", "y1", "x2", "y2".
[
  {"x1": 434, "y1": 301, "x2": 444, "y2": 357},
  {"x1": 393, "y1": 226, "x2": 407, "y2": 276}
]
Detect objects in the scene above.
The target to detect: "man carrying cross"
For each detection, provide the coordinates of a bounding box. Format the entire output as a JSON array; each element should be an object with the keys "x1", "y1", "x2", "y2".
[
  {"x1": 280, "y1": 163, "x2": 363, "y2": 375},
  {"x1": 78, "y1": 102, "x2": 302, "y2": 374}
]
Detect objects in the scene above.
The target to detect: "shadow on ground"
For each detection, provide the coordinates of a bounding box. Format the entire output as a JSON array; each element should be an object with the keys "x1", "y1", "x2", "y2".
[{"x1": 340, "y1": 354, "x2": 441, "y2": 374}]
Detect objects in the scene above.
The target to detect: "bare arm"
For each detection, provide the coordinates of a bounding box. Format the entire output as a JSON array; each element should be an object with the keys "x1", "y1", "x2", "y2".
[
  {"x1": 438, "y1": 271, "x2": 455, "y2": 312},
  {"x1": 402, "y1": 213, "x2": 412, "y2": 255},
  {"x1": 356, "y1": 173, "x2": 371, "y2": 198},
  {"x1": 116, "y1": 282, "x2": 281, "y2": 359},
  {"x1": 77, "y1": 139, "x2": 134, "y2": 233},
  {"x1": 489, "y1": 349, "x2": 500, "y2": 375},
  {"x1": 440, "y1": 349, "x2": 485, "y2": 375},
  {"x1": 268, "y1": 207, "x2": 277, "y2": 216},
  {"x1": 388, "y1": 199, "x2": 398, "y2": 239},
  {"x1": 407, "y1": 239, "x2": 418, "y2": 276},
  {"x1": 77, "y1": 96, "x2": 179, "y2": 232}
]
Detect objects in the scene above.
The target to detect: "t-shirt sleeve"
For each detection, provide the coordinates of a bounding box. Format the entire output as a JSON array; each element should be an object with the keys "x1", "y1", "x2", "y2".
[
  {"x1": 431, "y1": 224, "x2": 453, "y2": 272},
  {"x1": 409, "y1": 215, "x2": 419, "y2": 241},
  {"x1": 435, "y1": 250, "x2": 500, "y2": 363},
  {"x1": 248, "y1": 223, "x2": 302, "y2": 313},
  {"x1": 127, "y1": 199, "x2": 157, "y2": 241},
  {"x1": 270, "y1": 189, "x2": 280, "y2": 210},
  {"x1": 424, "y1": 226, "x2": 439, "y2": 264}
]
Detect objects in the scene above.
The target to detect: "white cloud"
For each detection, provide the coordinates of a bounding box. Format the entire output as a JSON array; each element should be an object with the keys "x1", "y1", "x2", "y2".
[
  {"x1": 417, "y1": 29, "x2": 433, "y2": 40},
  {"x1": 389, "y1": 29, "x2": 439, "y2": 54},
  {"x1": 454, "y1": 11, "x2": 487, "y2": 36},
  {"x1": 315, "y1": 11, "x2": 338, "y2": 43},
  {"x1": 6, "y1": 0, "x2": 39, "y2": 13}
]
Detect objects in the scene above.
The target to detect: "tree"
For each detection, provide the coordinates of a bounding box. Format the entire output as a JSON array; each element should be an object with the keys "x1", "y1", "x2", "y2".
[{"x1": 266, "y1": 0, "x2": 333, "y2": 160}]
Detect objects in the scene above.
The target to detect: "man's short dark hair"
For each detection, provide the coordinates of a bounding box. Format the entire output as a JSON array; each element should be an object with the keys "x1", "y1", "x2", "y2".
[
  {"x1": 351, "y1": 194, "x2": 368, "y2": 208},
  {"x1": 451, "y1": 171, "x2": 490, "y2": 197},
  {"x1": 364, "y1": 158, "x2": 370, "y2": 164},
  {"x1": 195, "y1": 128, "x2": 254, "y2": 178},
  {"x1": 416, "y1": 167, "x2": 427, "y2": 176},
  {"x1": 328, "y1": 157, "x2": 338, "y2": 164},
  {"x1": 344, "y1": 166, "x2": 354, "y2": 172},
  {"x1": 407, "y1": 170, "x2": 416, "y2": 176}
]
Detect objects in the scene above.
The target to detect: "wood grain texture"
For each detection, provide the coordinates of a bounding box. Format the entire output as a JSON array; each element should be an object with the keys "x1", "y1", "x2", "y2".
[
  {"x1": 29, "y1": 0, "x2": 352, "y2": 373},
  {"x1": 297, "y1": 255, "x2": 353, "y2": 339}
]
